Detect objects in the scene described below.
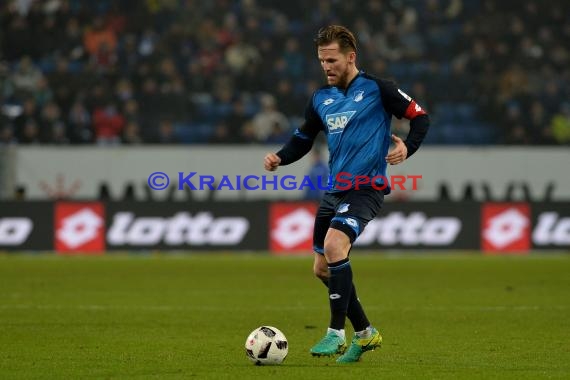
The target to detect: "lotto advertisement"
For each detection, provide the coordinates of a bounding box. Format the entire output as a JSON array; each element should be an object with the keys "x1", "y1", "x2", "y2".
[{"x1": 0, "y1": 201, "x2": 568, "y2": 254}]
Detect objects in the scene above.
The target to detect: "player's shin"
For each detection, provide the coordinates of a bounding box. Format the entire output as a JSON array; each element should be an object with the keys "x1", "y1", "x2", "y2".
[
  {"x1": 346, "y1": 284, "x2": 370, "y2": 332},
  {"x1": 327, "y1": 258, "x2": 353, "y2": 330},
  {"x1": 320, "y1": 278, "x2": 370, "y2": 332}
]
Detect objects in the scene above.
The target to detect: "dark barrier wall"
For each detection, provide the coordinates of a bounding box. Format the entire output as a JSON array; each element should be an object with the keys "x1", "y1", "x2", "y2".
[
  {"x1": 105, "y1": 201, "x2": 268, "y2": 251},
  {"x1": 0, "y1": 201, "x2": 569, "y2": 253},
  {"x1": 0, "y1": 202, "x2": 54, "y2": 250},
  {"x1": 531, "y1": 202, "x2": 570, "y2": 250}
]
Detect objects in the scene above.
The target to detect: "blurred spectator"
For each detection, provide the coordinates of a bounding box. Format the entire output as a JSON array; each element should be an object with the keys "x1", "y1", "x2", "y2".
[
  {"x1": 117, "y1": 33, "x2": 139, "y2": 73},
  {"x1": 92, "y1": 40, "x2": 118, "y2": 71},
  {"x1": 527, "y1": 100, "x2": 555, "y2": 144},
  {"x1": 281, "y1": 38, "x2": 304, "y2": 80},
  {"x1": 33, "y1": 76, "x2": 53, "y2": 108},
  {"x1": 92, "y1": 100, "x2": 125, "y2": 145},
  {"x1": 502, "y1": 103, "x2": 529, "y2": 145},
  {"x1": 51, "y1": 121, "x2": 69, "y2": 145},
  {"x1": 13, "y1": 97, "x2": 39, "y2": 139},
  {"x1": 265, "y1": 122, "x2": 290, "y2": 144},
  {"x1": 60, "y1": 17, "x2": 86, "y2": 62},
  {"x1": 551, "y1": 103, "x2": 570, "y2": 144},
  {"x1": 10, "y1": 56, "x2": 43, "y2": 99},
  {"x1": 67, "y1": 100, "x2": 93, "y2": 144},
  {"x1": 225, "y1": 33, "x2": 261, "y2": 74},
  {"x1": 83, "y1": 16, "x2": 117, "y2": 61},
  {"x1": 155, "y1": 119, "x2": 180, "y2": 144},
  {"x1": 274, "y1": 79, "x2": 303, "y2": 118},
  {"x1": 2, "y1": 10, "x2": 34, "y2": 60},
  {"x1": 137, "y1": 28, "x2": 159, "y2": 58},
  {"x1": 47, "y1": 57, "x2": 76, "y2": 114},
  {"x1": 239, "y1": 121, "x2": 259, "y2": 144},
  {"x1": 38, "y1": 101, "x2": 66, "y2": 143},
  {"x1": 0, "y1": 126, "x2": 16, "y2": 145},
  {"x1": 224, "y1": 98, "x2": 252, "y2": 142},
  {"x1": 122, "y1": 99, "x2": 141, "y2": 125},
  {"x1": 35, "y1": 13, "x2": 60, "y2": 58},
  {"x1": 115, "y1": 77, "x2": 135, "y2": 102},
  {"x1": 122, "y1": 121, "x2": 143, "y2": 145},
  {"x1": 137, "y1": 76, "x2": 161, "y2": 136},
  {"x1": 251, "y1": 94, "x2": 289, "y2": 142},
  {"x1": 209, "y1": 122, "x2": 233, "y2": 144},
  {"x1": 19, "y1": 120, "x2": 40, "y2": 144}
]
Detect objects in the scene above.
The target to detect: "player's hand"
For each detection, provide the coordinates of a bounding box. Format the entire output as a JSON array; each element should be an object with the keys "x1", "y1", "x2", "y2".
[
  {"x1": 385, "y1": 134, "x2": 408, "y2": 165},
  {"x1": 264, "y1": 153, "x2": 281, "y2": 171}
]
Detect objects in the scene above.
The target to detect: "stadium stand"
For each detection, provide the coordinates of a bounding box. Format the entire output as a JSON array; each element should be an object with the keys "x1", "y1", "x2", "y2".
[{"x1": 0, "y1": 0, "x2": 569, "y2": 145}]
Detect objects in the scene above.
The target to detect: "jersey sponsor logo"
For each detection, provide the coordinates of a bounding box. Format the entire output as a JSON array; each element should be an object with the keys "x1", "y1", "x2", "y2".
[
  {"x1": 481, "y1": 203, "x2": 530, "y2": 253},
  {"x1": 353, "y1": 90, "x2": 364, "y2": 102},
  {"x1": 326, "y1": 111, "x2": 356, "y2": 134},
  {"x1": 0, "y1": 218, "x2": 33, "y2": 245},
  {"x1": 397, "y1": 89, "x2": 412, "y2": 101},
  {"x1": 323, "y1": 98, "x2": 335, "y2": 105}
]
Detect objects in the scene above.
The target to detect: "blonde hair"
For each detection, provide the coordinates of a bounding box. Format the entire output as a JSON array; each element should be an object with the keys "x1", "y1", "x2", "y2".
[{"x1": 315, "y1": 25, "x2": 357, "y2": 53}]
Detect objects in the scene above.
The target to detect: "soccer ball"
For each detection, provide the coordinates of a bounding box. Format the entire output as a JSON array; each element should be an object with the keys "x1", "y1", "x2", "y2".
[{"x1": 245, "y1": 326, "x2": 288, "y2": 365}]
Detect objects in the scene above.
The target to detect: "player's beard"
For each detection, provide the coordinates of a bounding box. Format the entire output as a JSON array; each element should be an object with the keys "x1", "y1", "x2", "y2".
[
  {"x1": 330, "y1": 65, "x2": 351, "y2": 89},
  {"x1": 336, "y1": 70, "x2": 350, "y2": 89}
]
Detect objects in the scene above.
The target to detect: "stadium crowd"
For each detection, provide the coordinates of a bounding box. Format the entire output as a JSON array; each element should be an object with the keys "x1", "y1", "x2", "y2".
[{"x1": 0, "y1": 0, "x2": 569, "y2": 146}]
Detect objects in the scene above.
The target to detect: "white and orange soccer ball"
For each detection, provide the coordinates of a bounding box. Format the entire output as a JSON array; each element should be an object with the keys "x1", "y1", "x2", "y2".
[{"x1": 244, "y1": 326, "x2": 288, "y2": 365}]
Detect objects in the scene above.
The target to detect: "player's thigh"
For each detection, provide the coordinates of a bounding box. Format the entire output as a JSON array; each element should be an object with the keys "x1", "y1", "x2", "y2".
[{"x1": 313, "y1": 193, "x2": 338, "y2": 255}]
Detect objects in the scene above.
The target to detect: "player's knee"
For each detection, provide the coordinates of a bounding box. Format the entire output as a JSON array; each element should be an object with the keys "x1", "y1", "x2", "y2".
[{"x1": 323, "y1": 235, "x2": 349, "y2": 262}]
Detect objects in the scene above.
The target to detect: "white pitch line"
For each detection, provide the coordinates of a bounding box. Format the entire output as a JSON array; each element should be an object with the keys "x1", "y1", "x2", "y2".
[{"x1": 0, "y1": 304, "x2": 568, "y2": 312}]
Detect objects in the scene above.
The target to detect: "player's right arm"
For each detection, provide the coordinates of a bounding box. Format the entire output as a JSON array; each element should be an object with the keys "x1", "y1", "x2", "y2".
[{"x1": 264, "y1": 99, "x2": 323, "y2": 171}]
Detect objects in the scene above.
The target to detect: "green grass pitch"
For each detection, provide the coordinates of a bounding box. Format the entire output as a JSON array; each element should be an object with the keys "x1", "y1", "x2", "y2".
[{"x1": 1, "y1": 253, "x2": 569, "y2": 379}]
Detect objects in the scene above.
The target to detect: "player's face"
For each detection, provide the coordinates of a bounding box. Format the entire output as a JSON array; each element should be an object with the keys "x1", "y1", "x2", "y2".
[{"x1": 318, "y1": 42, "x2": 355, "y2": 88}]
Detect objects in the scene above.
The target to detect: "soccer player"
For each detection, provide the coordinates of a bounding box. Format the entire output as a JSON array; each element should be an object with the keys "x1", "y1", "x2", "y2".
[{"x1": 264, "y1": 25, "x2": 429, "y2": 363}]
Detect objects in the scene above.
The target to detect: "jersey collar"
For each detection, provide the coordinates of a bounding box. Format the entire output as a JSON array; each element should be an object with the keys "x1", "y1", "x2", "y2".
[{"x1": 341, "y1": 70, "x2": 362, "y2": 95}]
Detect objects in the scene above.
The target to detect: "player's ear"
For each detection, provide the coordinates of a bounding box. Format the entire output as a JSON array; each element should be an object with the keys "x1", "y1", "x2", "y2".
[{"x1": 347, "y1": 51, "x2": 356, "y2": 64}]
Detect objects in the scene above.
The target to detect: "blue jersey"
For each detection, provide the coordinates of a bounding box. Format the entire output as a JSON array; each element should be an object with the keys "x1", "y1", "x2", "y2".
[{"x1": 294, "y1": 71, "x2": 415, "y2": 194}]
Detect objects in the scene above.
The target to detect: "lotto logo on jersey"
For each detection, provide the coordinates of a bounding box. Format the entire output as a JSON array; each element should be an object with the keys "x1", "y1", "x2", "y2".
[{"x1": 326, "y1": 111, "x2": 356, "y2": 134}]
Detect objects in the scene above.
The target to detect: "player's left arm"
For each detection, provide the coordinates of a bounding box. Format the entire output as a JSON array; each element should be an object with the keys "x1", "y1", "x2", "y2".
[{"x1": 377, "y1": 79, "x2": 430, "y2": 163}]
